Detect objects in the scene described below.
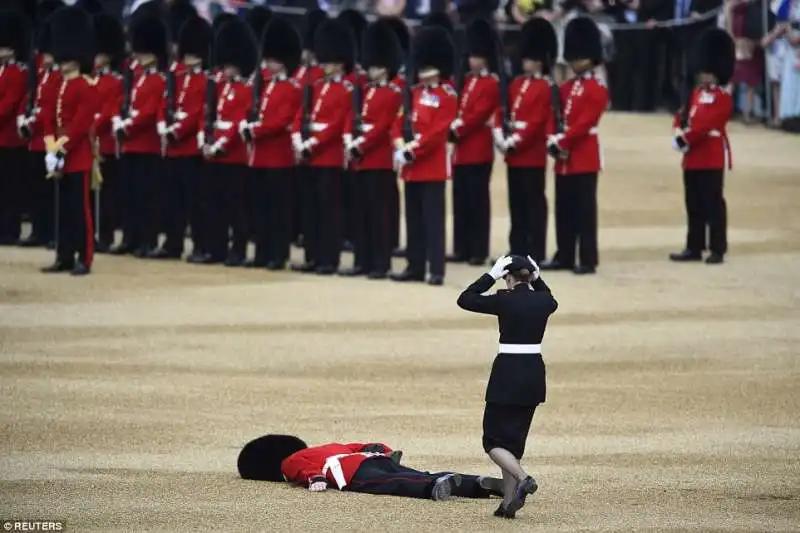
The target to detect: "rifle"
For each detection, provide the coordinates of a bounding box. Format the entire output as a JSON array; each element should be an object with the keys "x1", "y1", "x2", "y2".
[
  {"x1": 204, "y1": 70, "x2": 217, "y2": 146},
  {"x1": 25, "y1": 36, "x2": 37, "y2": 117},
  {"x1": 678, "y1": 50, "x2": 691, "y2": 129},
  {"x1": 401, "y1": 44, "x2": 415, "y2": 144},
  {"x1": 243, "y1": 61, "x2": 262, "y2": 146},
  {"x1": 494, "y1": 33, "x2": 510, "y2": 139},
  {"x1": 300, "y1": 64, "x2": 313, "y2": 142},
  {"x1": 115, "y1": 64, "x2": 133, "y2": 158},
  {"x1": 547, "y1": 53, "x2": 564, "y2": 135}
]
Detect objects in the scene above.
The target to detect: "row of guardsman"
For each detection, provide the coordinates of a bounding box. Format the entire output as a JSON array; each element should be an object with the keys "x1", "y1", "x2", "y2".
[{"x1": 0, "y1": 1, "x2": 737, "y2": 281}]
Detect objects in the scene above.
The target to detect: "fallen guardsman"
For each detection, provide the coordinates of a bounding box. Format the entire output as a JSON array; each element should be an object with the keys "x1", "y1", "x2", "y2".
[{"x1": 237, "y1": 434, "x2": 505, "y2": 501}]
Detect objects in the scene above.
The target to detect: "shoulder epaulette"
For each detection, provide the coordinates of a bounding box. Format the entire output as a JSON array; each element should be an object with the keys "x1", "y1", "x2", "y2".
[
  {"x1": 389, "y1": 83, "x2": 401, "y2": 93},
  {"x1": 490, "y1": 73, "x2": 499, "y2": 81},
  {"x1": 343, "y1": 80, "x2": 353, "y2": 91},
  {"x1": 289, "y1": 78, "x2": 301, "y2": 89},
  {"x1": 83, "y1": 75, "x2": 98, "y2": 86},
  {"x1": 443, "y1": 84, "x2": 457, "y2": 97}
]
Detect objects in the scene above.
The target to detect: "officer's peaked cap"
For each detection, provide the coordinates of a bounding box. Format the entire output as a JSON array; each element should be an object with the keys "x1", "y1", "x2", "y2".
[
  {"x1": 314, "y1": 19, "x2": 355, "y2": 68},
  {"x1": 519, "y1": 17, "x2": 558, "y2": 71},
  {"x1": 237, "y1": 434, "x2": 308, "y2": 481},
  {"x1": 362, "y1": 19, "x2": 403, "y2": 78},
  {"x1": 214, "y1": 17, "x2": 259, "y2": 78},
  {"x1": 412, "y1": 26, "x2": 455, "y2": 80},
  {"x1": 261, "y1": 17, "x2": 303, "y2": 76},
  {"x1": 177, "y1": 15, "x2": 212, "y2": 64},
  {"x1": 693, "y1": 28, "x2": 735, "y2": 85},
  {"x1": 506, "y1": 255, "x2": 536, "y2": 275},
  {"x1": 563, "y1": 16, "x2": 602, "y2": 65}
]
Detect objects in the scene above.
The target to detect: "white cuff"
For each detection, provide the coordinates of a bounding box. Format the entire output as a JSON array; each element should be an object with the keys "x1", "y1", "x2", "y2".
[{"x1": 157, "y1": 121, "x2": 167, "y2": 136}]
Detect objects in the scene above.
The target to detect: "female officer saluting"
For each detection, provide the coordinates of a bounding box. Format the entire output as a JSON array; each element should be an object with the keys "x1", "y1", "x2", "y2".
[{"x1": 457, "y1": 254, "x2": 558, "y2": 519}]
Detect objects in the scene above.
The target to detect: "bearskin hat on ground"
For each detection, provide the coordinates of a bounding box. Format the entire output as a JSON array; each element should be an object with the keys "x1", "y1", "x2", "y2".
[
  {"x1": 314, "y1": 19, "x2": 355, "y2": 70},
  {"x1": 421, "y1": 10, "x2": 454, "y2": 36},
  {"x1": 131, "y1": 16, "x2": 168, "y2": 67},
  {"x1": 381, "y1": 16, "x2": 409, "y2": 55},
  {"x1": 693, "y1": 28, "x2": 735, "y2": 85},
  {"x1": 261, "y1": 17, "x2": 302, "y2": 75},
  {"x1": 75, "y1": 0, "x2": 104, "y2": 15},
  {"x1": 563, "y1": 16, "x2": 602, "y2": 65},
  {"x1": 168, "y1": 0, "x2": 197, "y2": 43},
  {"x1": 214, "y1": 18, "x2": 258, "y2": 78},
  {"x1": 93, "y1": 13, "x2": 125, "y2": 66},
  {"x1": 245, "y1": 5, "x2": 272, "y2": 41},
  {"x1": 337, "y1": 9, "x2": 367, "y2": 62},
  {"x1": 237, "y1": 435, "x2": 308, "y2": 482},
  {"x1": 0, "y1": 9, "x2": 31, "y2": 57},
  {"x1": 50, "y1": 6, "x2": 94, "y2": 73},
  {"x1": 177, "y1": 15, "x2": 212, "y2": 65},
  {"x1": 518, "y1": 17, "x2": 558, "y2": 73},
  {"x1": 362, "y1": 19, "x2": 403, "y2": 78},
  {"x1": 302, "y1": 8, "x2": 328, "y2": 51},
  {"x1": 413, "y1": 26, "x2": 455, "y2": 80}
]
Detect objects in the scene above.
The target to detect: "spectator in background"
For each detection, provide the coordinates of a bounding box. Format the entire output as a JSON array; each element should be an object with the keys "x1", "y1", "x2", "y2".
[
  {"x1": 762, "y1": 0, "x2": 789, "y2": 127},
  {"x1": 776, "y1": 0, "x2": 800, "y2": 130},
  {"x1": 727, "y1": 0, "x2": 765, "y2": 124},
  {"x1": 606, "y1": 0, "x2": 653, "y2": 111}
]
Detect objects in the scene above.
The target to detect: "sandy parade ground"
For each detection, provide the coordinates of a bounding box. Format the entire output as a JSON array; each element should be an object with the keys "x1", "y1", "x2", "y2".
[{"x1": 1, "y1": 113, "x2": 799, "y2": 532}]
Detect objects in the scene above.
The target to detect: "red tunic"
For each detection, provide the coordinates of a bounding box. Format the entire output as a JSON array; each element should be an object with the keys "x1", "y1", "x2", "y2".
[
  {"x1": 281, "y1": 442, "x2": 394, "y2": 489},
  {"x1": 291, "y1": 76, "x2": 352, "y2": 168},
  {"x1": 159, "y1": 66, "x2": 206, "y2": 158},
  {"x1": 92, "y1": 68, "x2": 123, "y2": 157},
  {"x1": 453, "y1": 71, "x2": 499, "y2": 166},
  {"x1": 344, "y1": 81, "x2": 402, "y2": 171},
  {"x1": 25, "y1": 66, "x2": 62, "y2": 153},
  {"x1": 391, "y1": 83, "x2": 458, "y2": 182},
  {"x1": 495, "y1": 75, "x2": 553, "y2": 168},
  {"x1": 201, "y1": 77, "x2": 251, "y2": 165},
  {"x1": 673, "y1": 85, "x2": 733, "y2": 170},
  {"x1": 123, "y1": 68, "x2": 165, "y2": 155},
  {"x1": 292, "y1": 63, "x2": 325, "y2": 85},
  {"x1": 552, "y1": 74, "x2": 608, "y2": 175},
  {"x1": 47, "y1": 75, "x2": 98, "y2": 173},
  {"x1": 344, "y1": 68, "x2": 368, "y2": 89},
  {"x1": 0, "y1": 61, "x2": 27, "y2": 148},
  {"x1": 249, "y1": 75, "x2": 301, "y2": 168}
]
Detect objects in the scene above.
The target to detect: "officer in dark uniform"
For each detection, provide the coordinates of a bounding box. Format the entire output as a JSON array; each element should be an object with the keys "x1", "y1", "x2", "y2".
[{"x1": 456, "y1": 254, "x2": 558, "y2": 519}]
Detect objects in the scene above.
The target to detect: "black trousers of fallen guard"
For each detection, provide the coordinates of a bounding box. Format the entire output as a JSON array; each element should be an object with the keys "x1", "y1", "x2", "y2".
[
  {"x1": 351, "y1": 169, "x2": 393, "y2": 274},
  {"x1": 302, "y1": 166, "x2": 341, "y2": 269},
  {"x1": 682, "y1": 169, "x2": 727, "y2": 255},
  {"x1": 0, "y1": 147, "x2": 25, "y2": 243},
  {"x1": 451, "y1": 163, "x2": 492, "y2": 261},
  {"x1": 347, "y1": 457, "x2": 496, "y2": 499},
  {"x1": 404, "y1": 181, "x2": 446, "y2": 277},
  {"x1": 553, "y1": 172, "x2": 598, "y2": 268},
  {"x1": 507, "y1": 166, "x2": 547, "y2": 262},
  {"x1": 248, "y1": 167, "x2": 293, "y2": 264},
  {"x1": 206, "y1": 162, "x2": 248, "y2": 261},
  {"x1": 27, "y1": 150, "x2": 55, "y2": 244}
]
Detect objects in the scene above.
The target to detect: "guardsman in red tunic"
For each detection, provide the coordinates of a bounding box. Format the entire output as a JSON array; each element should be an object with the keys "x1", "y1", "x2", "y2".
[
  {"x1": 240, "y1": 18, "x2": 302, "y2": 270},
  {"x1": 449, "y1": 19, "x2": 500, "y2": 267},
  {"x1": 390, "y1": 27, "x2": 457, "y2": 286},
  {"x1": 197, "y1": 18, "x2": 256, "y2": 266},
  {"x1": 494, "y1": 18, "x2": 557, "y2": 263},
  {"x1": 341, "y1": 20, "x2": 403, "y2": 279},
  {"x1": 91, "y1": 13, "x2": 125, "y2": 253},
  {"x1": 0, "y1": 10, "x2": 29, "y2": 245},
  {"x1": 111, "y1": 17, "x2": 167, "y2": 257},
  {"x1": 290, "y1": 20, "x2": 354, "y2": 275},
  {"x1": 541, "y1": 17, "x2": 608, "y2": 275},
  {"x1": 18, "y1": 0, "x2": 64, "y2": 248},
  {"x1": 40, "y1": 6, "x2": 98, "y2": 275},
  {"x1": 152, "y1": 15, "x2": 212, "y2": 261},
  {"x1": 670, "y1": 29, "x2": 735, "y2": 265}
]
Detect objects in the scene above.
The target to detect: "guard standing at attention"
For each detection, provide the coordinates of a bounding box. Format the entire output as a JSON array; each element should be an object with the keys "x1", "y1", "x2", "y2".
[
  {"x1": 40, "y1": 5, "x2": 98, "y2": 276},
  {"x1": 457, "y1": 255, "x2": 558, "y2": 519},
  {"x1": 669, "y1": 28, "x2": 734, "y2": 266}
]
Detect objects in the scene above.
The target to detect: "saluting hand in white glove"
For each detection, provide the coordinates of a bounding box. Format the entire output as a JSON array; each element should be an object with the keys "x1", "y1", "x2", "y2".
[
  {"x1": 526, "y1": 255, "x2": 541, "y2": 281},
  {"x1": 488, "y1": 255, "x2": 513, "y2": 280}
]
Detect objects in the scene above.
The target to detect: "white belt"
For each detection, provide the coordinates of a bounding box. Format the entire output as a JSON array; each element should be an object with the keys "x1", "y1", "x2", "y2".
[
  {"x1": 322, "y1": 452, "x2": 385, "y2": 490},
  {"x1": 513, "y1": 120, "x2": 527, "y2": 129},
  {"x1": 310, "y1": 122, "x2": 328, "y2": 133},
  {"x1": 215, "y1": 120, "x2": 233, "y2": 130},
  {"x1": 499, "y1": 343, "x2": 541, "y2": 354},
  {"x1": 175, "y1": 110, "x2": 188, "y2": 120},
  {"x1": 708, "y1": 130, "x2": 722, "y2": 137}
]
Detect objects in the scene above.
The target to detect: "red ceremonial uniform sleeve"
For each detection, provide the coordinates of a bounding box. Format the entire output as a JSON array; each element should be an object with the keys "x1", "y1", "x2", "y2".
[
  {"x1": 94, "y1": 76, "x2": 122, "y2": 136},
  {"x1": 411, "y1": 88, "x2": 457, "y2": 159},
  {"x1": 172, "y1": 76, "x2": 205, "y2": 142},
  {"x1": 38, "y1": 74, "x2": 62, "y2": 139},
  {"x1": 310, "y1": 84, "x2": 351, "y2": 148},
  {"x1": 218, "y1": 83, "x2": 251, "y2": 150},
  {"x1": 251, "y1": 82, "x2": 301, "y2": 138},
  {"x1": 557, "y1": 82, "x2": 608, "y2": 152},
  {"x1": 458, "y1": 77, "x2": 499, "y2": 139},
  {"x1": 391, "y1": 105, "x2": 404, "y2": 143},
  {"x1": 127, "y1": 75, "x2": 165, "y2": 137},
  {"x1": 281, "y1": 449, "x2": 325, "y2": 484},
  {"x1": 672, "y1": 88, "x2": 696, "y2": 129},
  {"x1": 682, "y1": 91, "x2": 733, "y2": 145},
  {"x1": 0, "y1": 67, "x2": 26, "y2": 122},
  {"x1": 358, "y1": 89, "x2": 402, "y2": 155},
  {"x1": 63, "y1": 80, "x2": 97, "y2": 153}
]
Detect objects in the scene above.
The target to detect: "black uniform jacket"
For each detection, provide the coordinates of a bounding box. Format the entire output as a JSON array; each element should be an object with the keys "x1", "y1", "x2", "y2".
[{"x1": 457, "y1": 273, "x2": 558, "y2": 406}]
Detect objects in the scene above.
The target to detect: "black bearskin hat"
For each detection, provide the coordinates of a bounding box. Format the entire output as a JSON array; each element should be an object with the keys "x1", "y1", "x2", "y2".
[
  {"x1": 518, "y1": 17, "x2": 558, "y2": 72},
  {"x1": 214, "y1": 18, "x2": 258, "y2": 78},
  {"x1": 93, "y1": 13, "x2": 125, "y2": 66},
  {"x1": 412, "y1": 26, "x2": 455, "y2": 80},
  {"x1": 211, "y1": 11, "x2": 237, "y2": 34},
  {"x1": 50, "y1": 6, "x2": 94, "y2": 73},
  {"x1": 466, "y1": 18, "x2": 495, "y2": 60},
  {"x1": 34, "y1": 0, "x2": 64, "y2": 54},
  {"x1": 130, "y1": 0, "x2": 165, "y2": 28},
  {"x1": 0, "y1": 9, "x2": 31, "y2": 57},
  {"x1": 302, "y1": 8, "x2": 328, "y2": 51},
  {"x1": 168, "y1": 0, "x2": 197, "y2": 43},
  {"x1": 131, "y1": 16, "x2": 168, "y2": 67},
  {"x1": 314, "y1": 19, "x2": 355, "y2": 70},
  {"x1": 693, "y1": 28, "x2": 735, "y2": 85},
  {"x1": 421, "y1": 11, "x2": 454, "y2": 36},
  {"x1": 337, "y1": 9, "x2": 367, "y2": 62},
  {"x1": 36, "y1": 0, "x2": 64, "y2": 25},
  {"x1": 245, "y1": 6, "x2": 272, "y2": 40},
  {"x1": 178, "y1": 15, "x2": 212, "y2": 65},
  {"x1": 237, "y1": 434, "x2": 308, "y2": 482},
  {"x1": 563, "y1": 16, "x2": 602, "y2": 65},
  {"x1": 362, "y1": 20, "x2": 403, "y2": 79},
  {"x1": 75, "y1": 0, "x2": 104, "y2": 15},
  {"x1": 381, "y1": 16, "x2": 409, "y2": 55},
  {"x1": 6, "y1": 1, "x2": 36, "y2": 23},
  {"x1": 261, "y1": 17, "x2": 302, "y2": 75}
]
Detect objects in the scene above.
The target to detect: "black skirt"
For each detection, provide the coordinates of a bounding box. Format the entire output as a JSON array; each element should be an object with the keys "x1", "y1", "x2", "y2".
[
  {"x1": 485, "y1": 352, "x2": 546, "y2": 406},
  {"x1": 482, "y1": 403, "x2": 536, "y2": 459}
]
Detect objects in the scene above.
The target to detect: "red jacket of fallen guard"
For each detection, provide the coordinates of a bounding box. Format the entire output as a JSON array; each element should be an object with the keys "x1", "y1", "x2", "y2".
[
  {"x1": 281, "y1": 442, "x2": 394, "y2": 490},
  {"x1": 673, "y1": 85, "x2": 733, "y2": 170}
]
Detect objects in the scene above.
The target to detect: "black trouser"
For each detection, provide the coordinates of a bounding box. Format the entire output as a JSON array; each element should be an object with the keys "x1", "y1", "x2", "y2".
[
  {"x1": 27, "y1": 150, "x2": 55, "y2": 243},
  {"x1": 507, "y1": 166, "x2": 547, "y2": 261},
  {"x1": 248, "y1": 167, "x2": 293, "y2": 263},
  {"x1": 120, "y1": 153, "x2": 161, "y2": 251},
  {"x1": 94, "y1": 157, "x2": 120, "y2": 247},
  {"x1": 291, "y1": 175, "x2": 303, "y2": 244},
  {"x1": 302, "y1": 166, "x2": 341, "y2": 268},
  {"x1": 348, "y1": 458, "x2": 494, "y2": 499},
  {"x1": 188, "y1": 156, "x2": 210, "y2": 256},
  {"x1": 683, "y1": 169, "x2": 727, "y2": 255},
  {"x1": 388, "y1": 176, "x2": 400, "y2": 250},
  {"x1": 553, "y1": 173, "x2": 598, "y2": 268},
  {"x1": 404, "y1": 181, "x2": 446, "y2": 277},
  {"x1": 609, "y1": 28, "x2": 654, "y2": 112},
  {"x1": 352, "y1": 169, "x2": 393, "y2": 273},
  {"x1": 0, "y1": 147, "x2": 25, "y2": 243},
  {"x1": 206, "y1": 162, "x2": 248, "y2": 261},
  {"x1": 160, "y1": 156, "x2": 197, "y2": 255},
  {"x1": 341, "y1": 169, "x2": 356, "y2": 245},
  {"x1": 452, "y1": 163, "x2": 492, "y2": 260},
  {"x1": 56, "y1": 172, "x2": 94, "y2": 267}
]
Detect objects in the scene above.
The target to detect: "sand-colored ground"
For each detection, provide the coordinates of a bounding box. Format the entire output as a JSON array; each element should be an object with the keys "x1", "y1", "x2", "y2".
[{"x1": 1, "y1": 114, "x2": 799, "y2": 532}]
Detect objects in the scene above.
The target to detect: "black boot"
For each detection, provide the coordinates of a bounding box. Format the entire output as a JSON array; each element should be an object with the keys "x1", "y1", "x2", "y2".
[
  {"x1": 705, "y1": 252, "x2": 724, "y2": 264},
  {"x1": 70, "y1": 263, "x2": 91, "y2": 276},
  {"x1": 669, "y1": 249, "x2": 702, "y2": 262},
  {"x1": 389, "y1": 269, "x2": 425, "y2": 282},
  {"x1": 539, "y1": 258, "x2": 573, "y2": 271},
  {"x1": 338, "y1": 266, "x2": 365, "y2": 276},
  {"x1": 41, "y1": 259, "x2": 75, "y2": 273},
  {"x1": 290, "y1": 261, "x2": 317, "y2": 273}
]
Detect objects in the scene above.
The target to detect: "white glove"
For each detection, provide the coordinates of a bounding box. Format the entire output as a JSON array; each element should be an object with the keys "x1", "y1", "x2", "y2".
[
  {"x1": 238, "y1": 120, "x2": 249, "y2": 135},
  {"x1": 291, "y1": 133, "x2": 304, "y2": 154},
  {"x1": 204, "y1": 139, "x2": 224, "y2": 157},
  {"x1": 492, "y1": 127, "x2": 506, "y2": 151},
  {"x1": 309, "y1": 480, "x2": 327, "y2": 492},
  {"x1": 112, "y1": 116, "x2": 127, "y2": 134},
  {"x1": 156, "y1": 121, "x2": 167, "y2": 136},
  {"x1": 450, "y1": 118, "x2": 464, "y2": 133},
  {"x1": 44, "y1": 152, "x2": 59, "y2": 174},
  {"x1": 343, "y1": 133, "x2": 353, "y2": 150},
  {"x1": 16, "y1": 115, "x2": 26, "y2": 129},
  {"x1": 197, "y1": 131, "x2": 205, "y2": 150},
  {"x1": 393, "y1": 149, "x2": 406, "y2": 168},
  {"x1": 488, "y1": 255, "x2": 513, "y2": 280},
  {"x1": 505, "y1": 134, "x2": 521, "y2": 150},
  {"x1": 526, "y1": 255, "x2": 541, "y2": 281},
  {"x1": 672, "y1": 137, "x2": 689, "y2": 153}
]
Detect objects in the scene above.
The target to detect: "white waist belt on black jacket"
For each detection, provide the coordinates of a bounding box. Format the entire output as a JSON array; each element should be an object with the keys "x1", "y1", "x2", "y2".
[{"x1": 498, "y1": 343, "x2": 542, "y2": 354}]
